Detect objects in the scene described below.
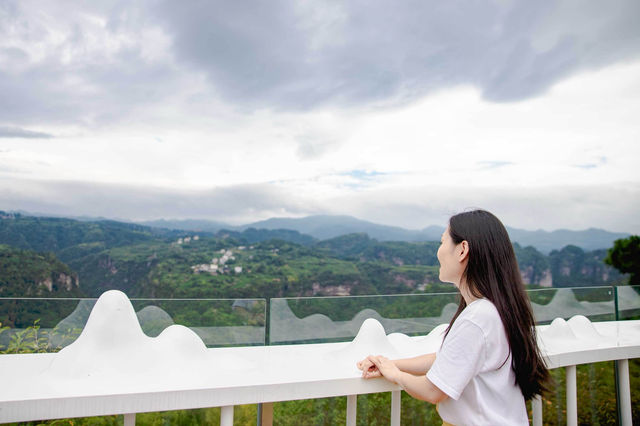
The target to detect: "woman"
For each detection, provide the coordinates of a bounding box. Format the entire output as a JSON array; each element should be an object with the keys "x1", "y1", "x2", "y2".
[{"x1": 357, "y1": 209, "x2": 549, "y2": 425}]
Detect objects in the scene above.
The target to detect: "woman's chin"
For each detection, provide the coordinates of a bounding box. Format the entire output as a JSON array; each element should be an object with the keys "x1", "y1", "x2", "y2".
[{"x1": 439, "y1": 277, "x2": 458, "y2": 289}]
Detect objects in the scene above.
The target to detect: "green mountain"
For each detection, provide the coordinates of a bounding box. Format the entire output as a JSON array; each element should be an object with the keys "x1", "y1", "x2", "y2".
[
  {"x1": 240, "y1": 215, "x2": 628, "y2": 253},
  {"x1": 0, "y1": 244, "x2": 80, "y2": 298},
  {"x1": 315, "y1": 233, "x2": 440, "y2": 265},
  {"x1": 0, "y1": 213, "x2": 628, "y2": 301},
  {"x1": 216, "y1": 228, "x2": 316, "y2": 246},
  {"x1": 241, "y1": 215, "x2": 444, "y2": 241},
  {"x1": 138, "y1": 218, "x2": 233, "y2": 233},
  {"x1": 506, "y1": 227, "x2": 630, "y2": 254},
  {"x1": 66, "y1": 236, "x2": 442, "y2": 298},
  {"x1": 10, "y1": 210, "x2": 632, "y2": 253},
  {"x1": 0, "y1": 212, "x2": 181, "y2": 262},
  {"x1": 549, "y1": 245, "x2": 627, "y2": 287}
]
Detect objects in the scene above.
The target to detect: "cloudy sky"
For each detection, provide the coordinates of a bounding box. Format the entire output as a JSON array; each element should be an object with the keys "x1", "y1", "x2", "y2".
[{"x1": 1, "y1": 0, "x2": 639, "y2": 232}]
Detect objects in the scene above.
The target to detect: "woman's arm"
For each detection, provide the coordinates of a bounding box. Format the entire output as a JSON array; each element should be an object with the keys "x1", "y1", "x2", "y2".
[
  {"x1": 367, "y1": 355, "x2": 448, "y2": 404},
  {"x1": 394, "y1": 353, "x2": 436, "y2": 375}
]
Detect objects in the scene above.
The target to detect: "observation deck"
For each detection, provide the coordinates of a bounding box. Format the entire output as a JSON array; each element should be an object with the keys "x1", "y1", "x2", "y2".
[{"x1": 1, "y1": 285, "x2": 639, "y2": 425}]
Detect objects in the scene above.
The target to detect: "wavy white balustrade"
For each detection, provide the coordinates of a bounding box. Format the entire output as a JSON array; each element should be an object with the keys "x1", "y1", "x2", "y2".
[{"x1": 1, "y1": 290, "x2": 639, "y2": 425}]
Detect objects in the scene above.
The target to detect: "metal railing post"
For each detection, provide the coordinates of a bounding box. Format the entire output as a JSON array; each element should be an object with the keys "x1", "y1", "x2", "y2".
[
  {"x1": 220, "y1": 405, "x2": 234, "y2": 426},
  {"x1": 531, "y1": 394, "x2": 542, "y2": 426},
  {"x1": 566, "y1": 365, "x2": 577, "y2": 426},
  {"x1": 613, "y1": 286, "x2": 622, "y2": 426},
  {"x1": 391, "y1": 391, "x2": 401, "y2": 426},
  {"x1": 260, "y1": 402, "x2": 273, "y2": 426},
  {"x1": 616, "y1": 359, "x2": 632, "y2": 426},
  {"x1": 346, "y1": 395, "x2": 357, "y2": 426}
]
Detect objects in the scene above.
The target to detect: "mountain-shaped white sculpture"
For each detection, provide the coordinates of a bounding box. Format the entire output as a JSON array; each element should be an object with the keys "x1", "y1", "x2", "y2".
[
  {"x1": 537, "y1": 315, "x2": 618, "y2": 354},
  {"x1": 44, "y1": 290, "x2": 249, "y2": 392},
  {"x1": 326, "y1": 318, "x2": 399, "y2": 365}
]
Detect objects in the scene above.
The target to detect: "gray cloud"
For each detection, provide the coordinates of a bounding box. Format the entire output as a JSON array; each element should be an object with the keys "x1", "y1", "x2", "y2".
[
  {"x1": 0, "y1": 126, "x2": 53, "y2": 139},
  {"x1": 153, "y1": 0, "x2": 640, "y2": 109},
  {"x1": 1, "y1": 179, "x2": 638, "y2": 234},
  {"x1": 0, "y1": 2, "x2": 191, "y2": 128},
  {"x1": 0, "y1": 179, "x2": 319, "y2": 224},
  {"x1": 1, "y1": 0, "x2": 638, "y2": 129}
]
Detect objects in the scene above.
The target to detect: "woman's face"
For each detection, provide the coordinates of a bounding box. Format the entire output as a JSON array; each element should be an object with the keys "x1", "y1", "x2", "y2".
[{"x1": 437, "y1": 227, "x2": 466, "y2": 287}]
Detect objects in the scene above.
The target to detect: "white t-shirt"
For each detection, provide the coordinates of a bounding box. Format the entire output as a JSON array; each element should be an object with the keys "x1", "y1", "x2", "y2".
[{"x1": 426, "y1": 298, "x2": 528, "y2": 426}]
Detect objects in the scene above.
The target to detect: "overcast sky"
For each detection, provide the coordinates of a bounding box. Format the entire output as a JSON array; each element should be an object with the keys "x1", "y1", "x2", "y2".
[{"x1": 1, "y1": 0, "x2": 639, "y2": 232}]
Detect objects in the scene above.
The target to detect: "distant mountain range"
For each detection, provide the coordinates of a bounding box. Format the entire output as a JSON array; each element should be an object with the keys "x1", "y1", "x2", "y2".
[
  {"x1": 0, "y1": 211, "x2": 628, "y2": 299},
  {"x1": 138, "y1": 215, "x2": 630, "y2": 254}
]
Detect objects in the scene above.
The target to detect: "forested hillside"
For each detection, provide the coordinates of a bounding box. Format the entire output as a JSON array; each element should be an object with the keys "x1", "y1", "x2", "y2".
[
  {"x1": 0, "y1": 214, "x2": 628, "y2": 301},
  {"x1": 0, "y1": 212, "x2": 179, "y2": 260},
  {"x1": 65, "y1": 237, "x2": 443, "y2": 298},
  {"x1": 0, "y1": 245, "x2": 81, "y2": 297},
  {"x1": 550, "y1": 245, "x2": 624, "y2": 287}
]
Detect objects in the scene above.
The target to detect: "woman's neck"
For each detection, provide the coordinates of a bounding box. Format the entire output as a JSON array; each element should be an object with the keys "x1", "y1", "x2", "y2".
[{"x1": 459, "y1": 279, "x2": 479, "y2": 305}]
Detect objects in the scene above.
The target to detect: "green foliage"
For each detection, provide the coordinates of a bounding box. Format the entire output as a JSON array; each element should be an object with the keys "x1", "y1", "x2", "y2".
[
  {"x1": 217, "y1": 227, "x2": 316, "y2": 246},
  {"x1": 550, "y1": 245, "x2": 625, "y2": 287},
  {"x1": 605, "y1": 235, "x2": 640, "y2": 284},
  {"x1": 286, "y1": 292, "x2": 456, "y2": 325},
  {"x1": 538, "y1": 362, "x2": 621, "y2": 425},
  {"x1": 315, "y1": 233, "x2": 440, "y2": 265},
  {"x1": 0, "y1": 246, "x2": 85, "y2": 326},
  {"x1": 0, "y1": 245, "x2": 81, "y2": 297},
  {"x1": 0, "y1": 216, "x2": 173, "y2": 259},
  {"x1": 0, "y1": 320, "x2": 82, "y2": 353},
  {"x1": 513, "y1": 243, "x2": 551, "y2": 285},
  {"x1": 7, "y1": 405, "x2": 258, "y2": 425},
  {"x1": 0, "y1": 215, "x2": 629, "y2": 301}
]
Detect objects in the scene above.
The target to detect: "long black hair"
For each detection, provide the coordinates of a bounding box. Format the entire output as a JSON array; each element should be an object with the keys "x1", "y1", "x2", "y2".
[{"x1": 443, "y1": 209, "x2": 549, "y2": 400}]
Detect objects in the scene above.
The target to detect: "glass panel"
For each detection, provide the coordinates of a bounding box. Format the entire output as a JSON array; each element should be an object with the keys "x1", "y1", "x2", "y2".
[
  {"x1": 0, "y1": 297, "x2": 95, "y2": 353},
  {"x1": 269, "y1": 292, "x2": 459, "y2": 345},
  {"x1": 0, "y1": 297, "x2": 266, "y2": 353},
  {"x1": 616, "y1": 285, "x2": 640, "y2": 320},
  {"x1": 618, "y1": 286, "x2": 640, "y2": 424},
  {"x1": 526, "y1": 286, "x2": 615, "y2": 324},
  {"x1": 130, "y1": 298, "x2": 266, "y2": 347}
]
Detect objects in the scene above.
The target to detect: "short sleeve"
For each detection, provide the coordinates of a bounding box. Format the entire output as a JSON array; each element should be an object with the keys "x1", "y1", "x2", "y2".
[{"x1": 426, "y1": 319, "x2": 486, "y2": 400}]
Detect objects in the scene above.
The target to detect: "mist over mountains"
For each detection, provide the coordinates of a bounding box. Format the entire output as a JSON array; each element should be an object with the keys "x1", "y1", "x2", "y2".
[{"x1": 139, "y1": 215, "x2": 630, "y2": 254}]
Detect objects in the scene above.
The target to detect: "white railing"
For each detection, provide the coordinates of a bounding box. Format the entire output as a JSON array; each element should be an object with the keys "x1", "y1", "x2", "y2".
[
  {"x1": 1, "y1": 319, "x2": 638, "y2": 425},
  {"x1": 529, "y1": 351, "x2": 636, "y2": 426}
]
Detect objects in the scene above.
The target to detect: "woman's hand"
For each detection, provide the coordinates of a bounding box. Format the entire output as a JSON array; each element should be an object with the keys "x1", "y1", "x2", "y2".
[
  {"x1": 356, "y1": 357, "x2": 381, "y2": 378},
  {"x1": 357, "y1": 355, "x2": 401, "y2": 383}
]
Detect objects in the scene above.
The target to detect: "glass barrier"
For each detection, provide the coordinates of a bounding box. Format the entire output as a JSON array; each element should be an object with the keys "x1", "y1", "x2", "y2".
[
  {"x1": 0, "y1": 297, "x2": 266, "y2": 353},
  {"x1": 1, "y1": 287, "x2": 637, "y2": 424},
  {"x1": 0, "y1": 297, "x2": 94, "y2": 353},
  {"x1": 269, "y1": 292, "x2": 459, "y2": 345},
  {"x1": 618, "y1": 285, "x2": 640, "y2": 426},
  {"x1": 616, "y1": 285, "x2": 640, "y2": 320},
  {"x1": 130, "y1": 298, "x2": 266, "y2": 347},
  {"x1": 270, "y1": 286, "x2": 624, "y2": 345},
  {"x1": 526, "y1": 286, "x2": 616, "y2": 324}
]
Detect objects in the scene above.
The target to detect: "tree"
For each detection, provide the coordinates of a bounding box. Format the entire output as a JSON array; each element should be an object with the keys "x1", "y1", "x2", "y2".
[{"x1": 604, "y1": 236, "x2": 640, "y2": 285}]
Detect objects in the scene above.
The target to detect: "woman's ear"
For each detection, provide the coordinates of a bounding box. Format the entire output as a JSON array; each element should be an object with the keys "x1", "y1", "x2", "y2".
[{"x1": 458, "y1": 240, "x2": 469, "y2": 262}]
